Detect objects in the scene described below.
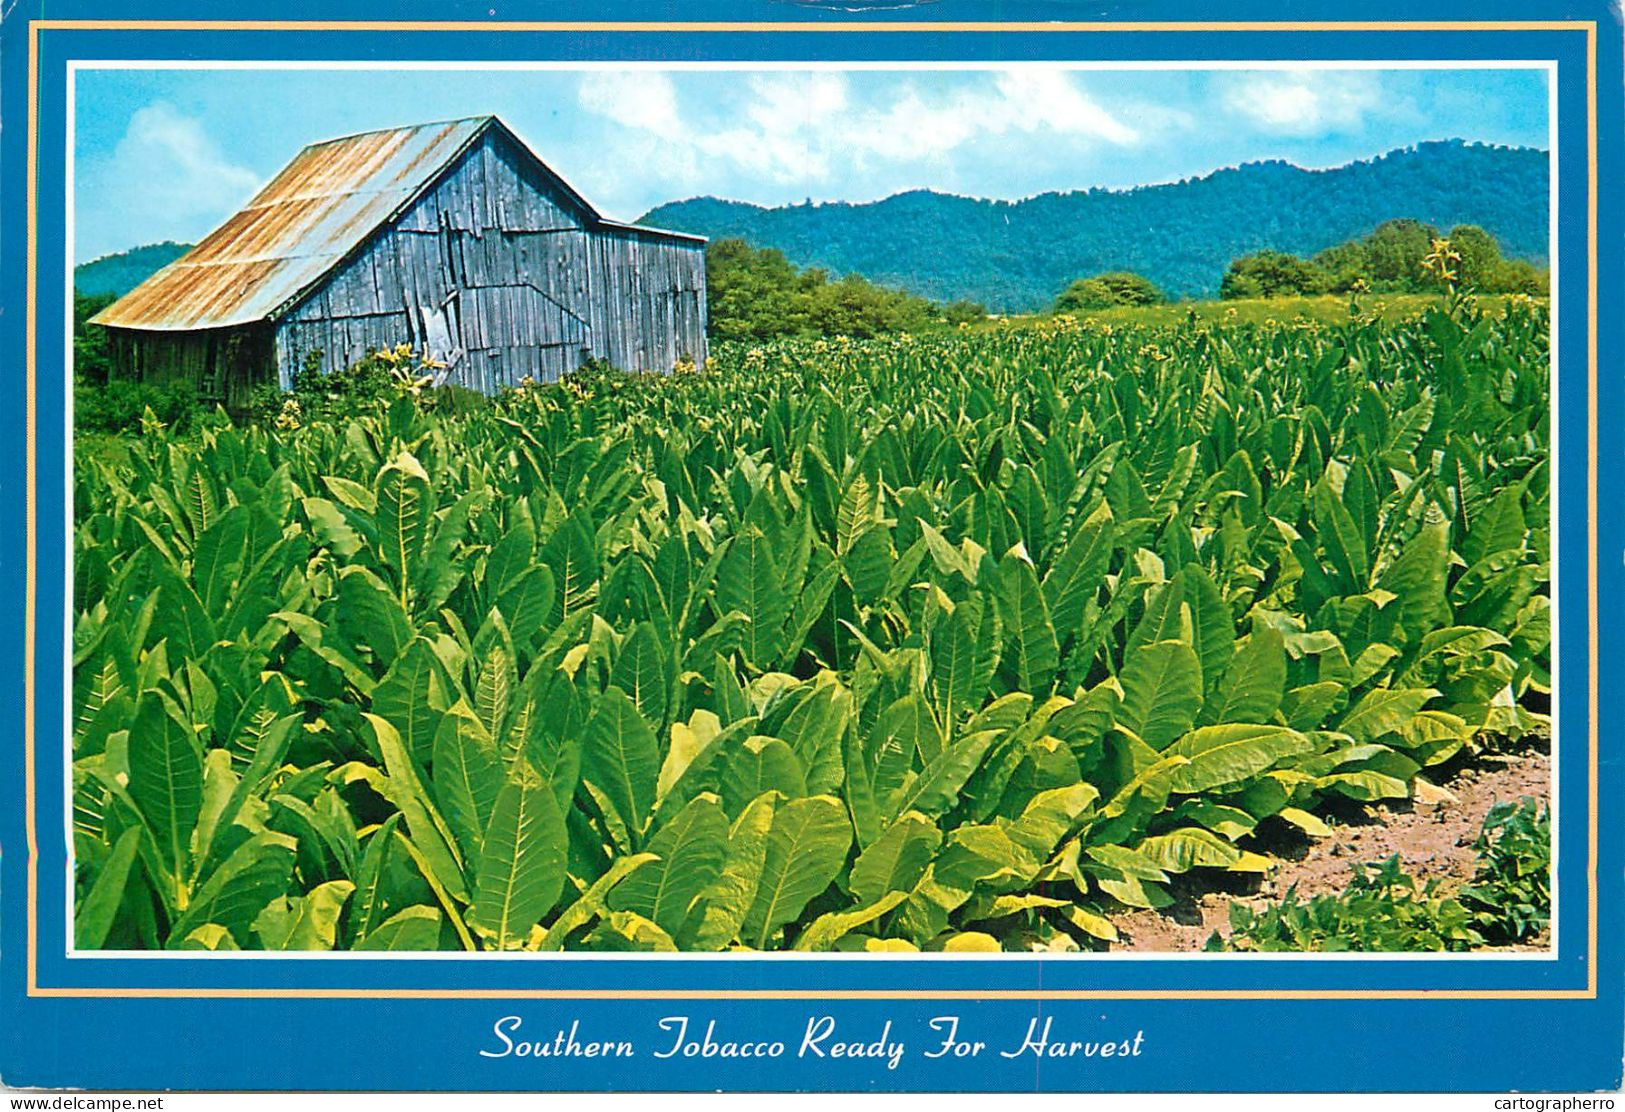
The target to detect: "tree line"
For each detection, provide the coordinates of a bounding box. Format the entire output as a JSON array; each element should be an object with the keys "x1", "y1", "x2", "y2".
[
  {"x1": 704, "y1": 238, "x2": 986, "y2": 341},
  {"x1": 1045, "y1": 221, "x2": 1549, "y2": 314},
  {"x1": 704, "y1": 221, "x2": 1547, "y2": 340},
  {"x1": 1217, "y1": 220, "x2": 1548, "y2": 300}
]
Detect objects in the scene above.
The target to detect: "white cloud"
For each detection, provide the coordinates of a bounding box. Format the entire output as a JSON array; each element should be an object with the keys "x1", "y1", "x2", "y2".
[
  {"x1": 577, "y1": 71, "x2": 685, "y2": 135},
  {"x1": 994, "y1": 70, "x2": 1140, "y2": 144},
  {"x1": 745, "y1": 72, "x2": 850, "y2": 134},
  {"x1": 118, "y1": 102, "x2": 260, "y2": 213},
  {"x1": 79, "y1": 102, "x2": 263, "y2": 260},
  {"x1": 572, "y1": 68, "x2": 1138, "y2": 196},
  {"x1": 843, "y1": 71, "x2": 1139, "y2": 162},
  {"x1": 1222, "y1": 73, "x2": 1384, "y2": 136}
]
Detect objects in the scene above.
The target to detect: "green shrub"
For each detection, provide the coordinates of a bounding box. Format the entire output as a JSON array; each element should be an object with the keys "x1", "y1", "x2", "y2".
[
  {"x1": 74, "y1": 377, "x2": 202, "y2": 435},
  {"x1": 1210, "y1": 855, "x2": 1481, "y2": 952},
  {"x1": 936, "y1": 299, "x2": 990, "y2": 327},
  {"x1": 1220, "y1": 251, "x2": 1331, "y2": 300},
  {"x1": 73, "y1": 291, "x2": 117, "y2": 387},
  {"x1": 706, "y1": 237, "x2": 970, "y2": 340},
  {"x1": 252, "y1": 344, "x2": 442, "y2": 425},
  {"x1": 1459, "y1": 797, "x2": 1550, "y2": 943},
  {"x1": 1054, "y1": 271, "x2": 1165, "y2": 312}
]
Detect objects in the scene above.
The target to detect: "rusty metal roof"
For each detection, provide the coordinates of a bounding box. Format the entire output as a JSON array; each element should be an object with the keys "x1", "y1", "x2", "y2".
[{"x1": 91, "y1": 115, "x2": 704, "y2": 333}]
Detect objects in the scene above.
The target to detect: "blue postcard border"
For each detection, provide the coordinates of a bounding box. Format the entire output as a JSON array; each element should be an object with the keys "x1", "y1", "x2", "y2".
[{"x1": 1, "y1": 1, "x2": 1620, "y2": 1091}]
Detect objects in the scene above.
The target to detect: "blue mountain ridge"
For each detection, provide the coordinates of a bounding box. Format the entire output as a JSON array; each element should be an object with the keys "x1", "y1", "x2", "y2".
[{"x1": 638, "y1": 139, "x2": 1548, "y2": 311}]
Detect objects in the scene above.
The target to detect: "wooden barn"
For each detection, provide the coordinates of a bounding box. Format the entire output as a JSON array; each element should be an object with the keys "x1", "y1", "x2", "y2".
[{"x1": 91, "y1": 115, "x2": 708, "y2": 409}]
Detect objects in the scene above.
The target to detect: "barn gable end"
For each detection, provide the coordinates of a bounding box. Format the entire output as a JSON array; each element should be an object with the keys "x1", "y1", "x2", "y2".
[
  {"x1": 92, "y1": 115, "x2": 707, "y2": 404},
  {"x1": 277, "y1": 124, "x2": 606, "y2": 391}
]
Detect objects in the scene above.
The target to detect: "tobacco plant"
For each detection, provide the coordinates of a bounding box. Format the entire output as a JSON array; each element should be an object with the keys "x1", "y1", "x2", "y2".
[{"x1": 71, "y1": 299, "x2": 1550, "y2": 951}]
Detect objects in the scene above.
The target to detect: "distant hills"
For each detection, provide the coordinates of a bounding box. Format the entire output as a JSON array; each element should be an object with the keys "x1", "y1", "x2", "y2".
[
  {"x1": 640, "y1": 140, "x2": 1549, "y2": 311},
  {"x1": 77, "y1": 140, "x2": 1549, "y2": 312},
  {"x1": 73, "y1": 242, "x2": 191, "y2": 299}
]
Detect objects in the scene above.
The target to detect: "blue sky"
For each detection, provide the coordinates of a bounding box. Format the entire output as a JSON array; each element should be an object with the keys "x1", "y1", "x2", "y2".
[{"x1": 72, "y1": 66, "x2": 1549, "y2": 264}]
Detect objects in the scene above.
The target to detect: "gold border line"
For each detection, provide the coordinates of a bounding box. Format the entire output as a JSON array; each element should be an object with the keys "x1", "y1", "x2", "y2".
[
  {"x1": 25, "y1": 7, "x2": 41, "y2": 1003},
  {"x1": 22, "y1": 987, "x2": 1601, "y2": 1000},
  {"x1": 1585, "y1": 19, "x2": 1599, "y2": 1001},
  {"x1": 24, "y1": 18, "x2": 1601, "y2": 1002},
  {"x1": 20, "y1": 18, "x2": 1602, "y2": 31}
]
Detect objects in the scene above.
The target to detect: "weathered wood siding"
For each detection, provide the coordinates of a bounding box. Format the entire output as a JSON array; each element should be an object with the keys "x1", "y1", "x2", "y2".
[
  {"x1": 274, "y1": 127, "x2": 706, "y2": 391},
  {"x1": 585, "y1": 230, "x2": 708, "y2": 373},
  {"x1": 106, "y1": 324, "x2": 273, "y2": 412}
]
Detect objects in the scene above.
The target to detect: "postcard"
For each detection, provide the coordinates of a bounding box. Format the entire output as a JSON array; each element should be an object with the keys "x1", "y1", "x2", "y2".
[{"x1": 1, "y1": 0, "x2": 1620, "y2": 1093}]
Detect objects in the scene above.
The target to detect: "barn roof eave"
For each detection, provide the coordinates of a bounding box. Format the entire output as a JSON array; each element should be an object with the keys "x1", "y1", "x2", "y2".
[{"x1": 596, "y1": 218, "x2": 708, "y2": 245}]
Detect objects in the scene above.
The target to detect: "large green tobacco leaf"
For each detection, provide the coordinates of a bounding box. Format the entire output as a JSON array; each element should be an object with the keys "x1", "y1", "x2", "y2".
[
  {"x1": 473, "y1": 636, "x2": 516, "y2": 743},
  {"x1": 431, "y1": 701, "x2": 503, "y2": 863},
  {"x1": 715, "y1": 526, "x2": 791, "y2": 669},
  {"x1": 1338, "y1": 687, "x2": 1440, "y2": 745},
  {"x1": 357, "y1": 906, "x2": 444, "y2": 951},
  {"x1": 375, "y1": 451, "x2": 433, "y2": 600},
  {"x1": 582, "y1": 687, "x2": 661, "y2": 844},
  {"x1": 930, "y1": 594, "x2": 1001, "y2": 728},
  {"x1": 742, "y1": 795, "x2": 851, "y2": 949},
  {"x1": 167, "y1": 830, "x2": 298, "y2": 948},
  {"x1": 609, "y1": 622, "x2": 673, "y2": 728},
  {"x1": 334, "y1": 566, "x2": 412, "y2": 668},
  {"x1": 1200, "y1": 626, "x2": 1287, "y2": 725},
  {"x1": 1313, "y1": 476, "x2": 1372, "y2": 591},
  {"x1": 721, "y1": 736, "x2": 807, "y2": 816},
  {"x1": 363, "y1": 714, "x2": 468, "y2": 902},
  {"x1": 126, "y1": 693, "x2": 203, "y2": 885},
  {"x1": 1379, "y1": 521, "x2": 1452, "y2": 643},
  {"x1": 1042, "y1": 501, "x2": 1114, "y2": 638},
  {"x1": 609, "y1": 793, "x2": 729, "y2": 937},
  {"x1": 1136, "y1": 828, "x2": 1243, "y2": 872},
  {"x1": 469, "y1": 759, "x2": 569, "y2": 949},
  {"x1": 886, "y1": 728, "x2": 1001, "y2": 821},
  {"x1": 771, "y1": 681, "x2": 849, "y2": 796},
  {"x1": 487, "y1": 517, "x2": 537, "y2": 599},
  {"x1": 1127, "y1": 567, "x2": 1231, "y2": 685},
  {"x1": 1117, "y1": 640, "x2": 1203, "y2": 749},
  {"x1": 74, "y1": 827, "x2": 143, "y2": 949},
  {"x1": 149, "y1": 568, "x2": 217, "y2": 666},
  {"x1": 347, "y1": 814, "x2": 403, "y2": 944},
  {"x1": 687, "y1": 793, "x2": 776, "y2": 950},
  {"x1": 849, "y1": 813, "x2": 941, "y2": 906},
  {"x1": 866, "y1": 693, "x2": 940, "y2": 802},
  {"x1": 541, "y1": 511, "x2": 600, "y2": 624},
  {"x1": 793, "y1": 890, "x2": 909, "y2": 951},
  {"x1": 1461, "y1": 481, "x2": 1527, "y2": 567},
  {"x1": 536, "y1": 853, "x2": 658, "y2": 950},
  {"x1": 254, "y1": 880, "x2": 355, "y2": 951},
  {"x1": 498, "y1": 565, "x2": 556, "y2": 653},
  {"x1": 1165, "y1": 724, "x2": 1312, "y2": 793},
  {"x1": 369, "y1": 637, "x2": 450, "y2": 764},
  {"x1": 994, "y1": 554, "x2": 1059, "y2": 694}
]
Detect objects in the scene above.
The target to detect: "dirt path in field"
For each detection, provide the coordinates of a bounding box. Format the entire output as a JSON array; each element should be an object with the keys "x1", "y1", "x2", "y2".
[{"x1": 1109, "y1": 738, "x2": 1551, "y2": 951}]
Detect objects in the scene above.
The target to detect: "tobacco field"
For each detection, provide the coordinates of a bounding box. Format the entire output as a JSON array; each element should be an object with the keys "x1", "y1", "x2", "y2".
[{"x1": 71, "y1": 301, "x2": 1551, "y2": 952}]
